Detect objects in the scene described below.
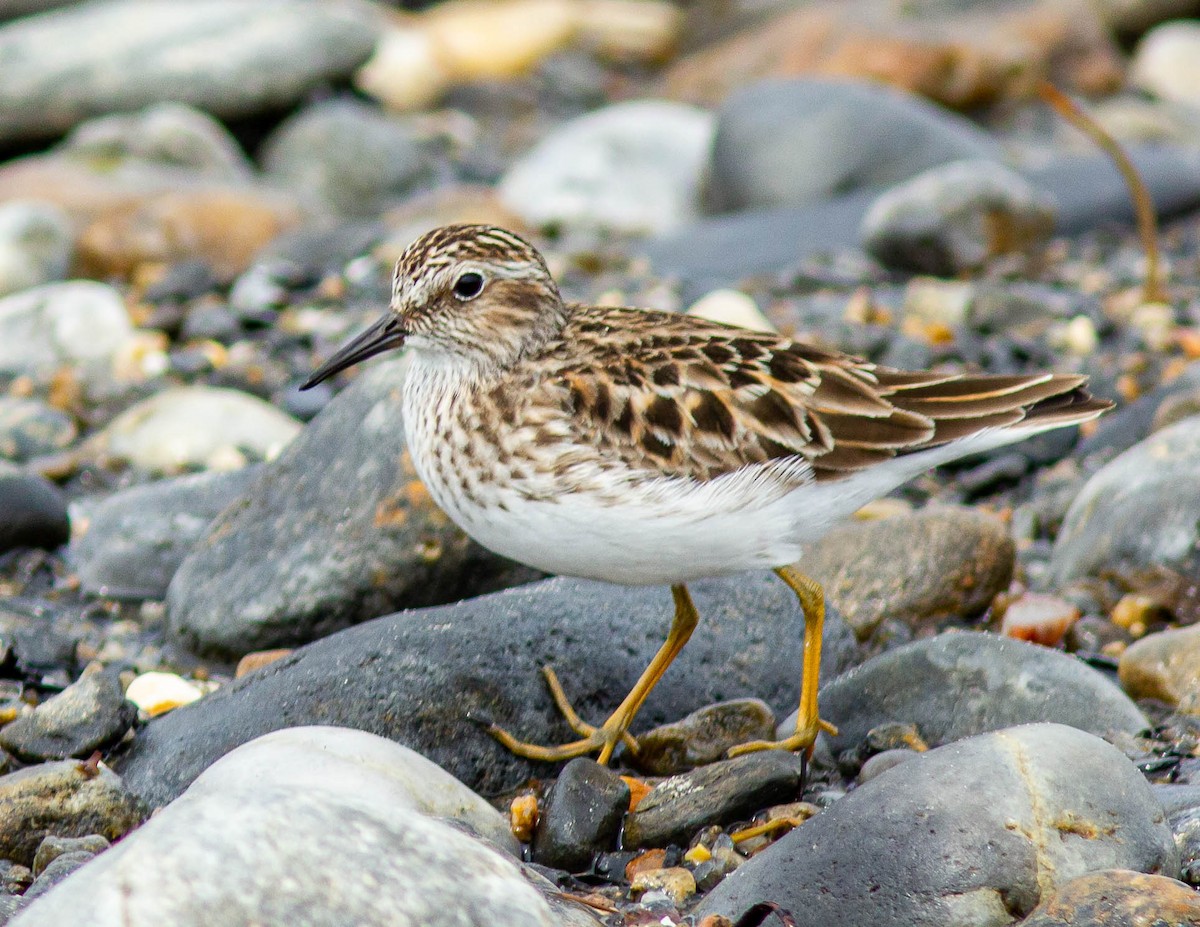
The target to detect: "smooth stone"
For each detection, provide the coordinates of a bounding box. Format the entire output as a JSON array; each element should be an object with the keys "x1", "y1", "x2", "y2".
[
  {"x1": 122, "y1": 572, "x2": 859, "y2": 806},
  {"x1": 0, "y1": 398, "x2": 76, "y2": 462},
  {"x1": 165, "y1": 361, "x2": 540, "y2": 658},
  {"x1": 11, "y1": 728, "x2": 578, "y2": 927},
  {"x1": 861, "y1": 159, "x2": 1056, "y2": 275},
  {"x1": 624, "y1": 752, "x2": 806, "y2": 849},
  {"x1": 1019, "y1": 869, "x2": 1200, "y2": 926},
  {"x1": 532, "y1": 758, "x2": 629, "y2": 872},
  {"x1": 637, "y1": 698, "x2": 776, "y2": 776},
  {"x1": 498, "y1": 100, "x2": 714, "y2": 235},
  {"x1": 1118, "y1": 624, "x2": 1200, "y2": 714},
  {"x1": 686, "y1": 290, "x2": 775, "y2": 333},
  {"x1": 0, "y1": 0, "x2": 380, "y2": 141},
  {"x1": 1052, "y1": 416, "x2": 1200, "y2": 584},
  {"x1": 0, "y1": 466, "x2": 69, "y2": 554},
  {"x1": 800, "y1": 506, "x2": 1014, "y2": 639},
  {"x1": 705, "y1": 78, "x2": 999, "y2": 214},
  {"x1": 20, "y1": 852, "x2": 97, "y2": 903},
  {"x1": 780, "y1": 632, "x2": 1149, "y2": 756},
  {"x1": 124, "y1": 673, "x2": 204, "y2": 718},
  {"x1": 857, "y1": 748, "x2": 917, "y2": 784},
  {"x1": 699, "y1": 724, "x2": 1178, "y2": 924},
  {"x1": 69, "y1": 466, "x2": 261, "y2": 599},
  {"x1": 31, "y1": 835, "x2": 109, "y2": 878},
  {"x1": 262, "y1": 98, "x2": 432, "y2": 219},
  {"x1": 1165, "y1": 800, "x2": 1200, "y2": 886},
  {"x1": 0, "y1": 201, "x2": 73, "y2": 297},
  {"x1": 0, "y1": 671, "x2": 135, "y2": 762},
  {"x1": 1130, "y1": 20, "x2": 1200, "y2": 107},
  {"x1": 0, "y1": 760, "x2": 144, "y2": 867},
  {"x1": 98, "y1": 386, "x2": 301, "y2": 475},
  {"x1": 0, "y1": 281, "x2": 133, "y2": 384}
]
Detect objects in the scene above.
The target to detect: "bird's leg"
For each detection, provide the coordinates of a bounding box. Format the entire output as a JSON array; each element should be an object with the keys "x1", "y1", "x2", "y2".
[
  {"x1": 487, "y1": 584, "x2": 700, "y2": 765},
  {"x1": 729, "y1": 566, "x2": 838, "y2": 758}
]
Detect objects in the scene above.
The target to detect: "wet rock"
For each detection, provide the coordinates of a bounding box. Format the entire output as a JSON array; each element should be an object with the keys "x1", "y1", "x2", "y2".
[
  {"x1": 705, "y1": 79, "x2": 998, "y2": 214},
  {"x1": 624, "y1": 752, "x2": 806, "y2": 849},
  {"x1": 1019, "y1": 869, "x2": 1200, "y2": 926},
  {"x1": 0, "y1": 0, "x2": 380, "y2": 142},
  {"x1": 165, "y1": 361, "x2": 540, "y2": 657},
  {"x1": 0, "y1": 399, "x2": 76, "y2": 463},
  {"x1": 784, "y1": 633, "x2": 1148, "y2": 757},
  {"x1": 1131, "y1": 20, "x2": 1200, "y2": 108},
  {"x1": 1052, "y1": 416, "x2": 1200, "y2": 584},
  {"x1": 0, "y1": 465, "x2": 69, "y2": 554},
  {"x1": 637, "y1": 699, "x2": 776, "y2": 776},
  {"x1": 12, "y1": 727, "x2": 574, "y2": 927},
  {"x1": 630, "y1": 867, "x2": 695, "y2": 906},
  {"x1": 31, "y1": 835, "x2": 110, "y2": 878},
  {"x1": 532, "y1": 758, "x2": 629, "y2": 872},
  {"x1": 69, "y1": 466, "x2": 261, "y2": 599},
  {"x1": 0, "y1": 760, "x2": 145, "y2": 866},
  {"x1": 699, "y1": 724, "x2": 1178, "y2": 924},
  {"x1": 98, "y1": 386, "x2": 301, "y2": 475},
  {"x1": 122, "y1": 572, "x2": 859, "y2": 806},
  {"x1": 499, "y1": 100, "x2": 714, "y2": 235},
  {"x1": 801, "y1": 506, "x2": 1014, "y2": 639},
  {"x1": 0, "y1": 201, "x2": 73, "y2": 297},
  {"x1": 1119, "y1": 624, "x2": 1200, "y2": 714},
  {"x1": 0, "y1": 671, "x2": 136, "y2": 762},
  {"x1": 262, "y1": 98, "x2": 432, "y2": 219},
  {"x1": 862, "y1": 159, "x2": 1056, "y2": 275}
]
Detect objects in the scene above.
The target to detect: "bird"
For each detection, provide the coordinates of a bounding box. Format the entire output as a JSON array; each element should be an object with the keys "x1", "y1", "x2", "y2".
[{"x1": 300, "y1": 223, "x2": 1112, "y2": 767}]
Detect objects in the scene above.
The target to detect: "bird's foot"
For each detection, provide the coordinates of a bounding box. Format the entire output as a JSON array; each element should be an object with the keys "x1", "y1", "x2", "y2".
[{"x1": 727, "y1": 717, "x2": 838, "y2": 758}]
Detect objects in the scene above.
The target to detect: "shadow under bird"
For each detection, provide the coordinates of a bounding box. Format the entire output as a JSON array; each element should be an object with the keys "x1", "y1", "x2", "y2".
[{"x1": 301, "y1": 224, "x2": 1112, "y2": 766}]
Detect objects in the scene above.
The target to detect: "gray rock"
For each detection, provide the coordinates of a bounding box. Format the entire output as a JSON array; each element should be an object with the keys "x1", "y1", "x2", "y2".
[
  {"x1": 0, "y1": 671, "x2": 136, "y2": 762},
  {"x1": 706, "y1": 78, "x2": 999, "y2": 214},
  {"x1": 0, "y1": 0, "x2": 381, "y2": 142},
  {"x1": 69, "y1": 466, "x2": 261, "y2": 599},
  {"x1": 0, "y1": 760, "x2": 145, "y2": 867},
  {"x1": 0, "y1": 465, "x2": 68, "y2": 554},
  {"x1": 781, "y1": 632, "x2": 1148, "y2": 758},
  {"x1": 637, "y1": 698, "x2": 776, "y2": 776},
  {"x1": 857, "y1": 747, "x2": 918, "y2": 784},
  {"x1": 0, "y1": 202, "x2": 73, "y2": 297},
  {"x1": 0, "y1": 398, "x2": 75, "y2": 462},
  {"x1": 262, "y1": 98, "x2": 432, "y2": 219},
  {"x1": 31, "y1": 835, "x2": 109, "y2": 878},
  {"x1": 699, "y1": 723, "x2": 1179, "y2": 924},
  {"x1": 532, "y1": 758, "x2": 629, "y2": 872},
  {"x1": 12, "y1": 729, "x2": 584, "y2": 927},
  {"x1": 124, "y1": 572, "x2": 860, "y2": 806},
  {"x1": 624, "y1": 752, "x2": 806, "y2": 850},
  {"x1": 499, "y1": 100, "x2": 715, "y2": 235},
  {"x1": 1167, "y1": 801, "x2": 1200, "y2": 885},
  {"x1": 801, "y1": 506, "x2": 1015, "y2": 640},
  {"x1": 21, "y1": 852, "x2": 97, "y2": 902},
  {"x1": 861, "y1": 159, "x2": 1057, "y2": 275},
  {"x1": 165, "y1": 360, "x2": 542, "y2": 658},
  {"x1": 1052, "y1": 416, "x2": 1200, "y2": 584}
]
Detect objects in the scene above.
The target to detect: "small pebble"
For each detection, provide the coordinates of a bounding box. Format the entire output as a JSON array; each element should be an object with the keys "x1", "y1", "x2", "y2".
[
  {"x1": 630, "y1": 867, "x2": 696, "y2": 906},
  {"x1": 125, "y1": 672, "x2": 204, "y2": 717}
]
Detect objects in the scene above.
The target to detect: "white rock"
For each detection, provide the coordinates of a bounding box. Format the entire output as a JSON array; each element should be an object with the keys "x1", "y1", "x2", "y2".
[
  {"x1": 0, "y1": 281, "x2": 134, "y2": 380},
  {"x1": 124, "y1": 672, "x2": 204, "y2": 718},
  {"x1": 1131, "y1": 21, "x2": 1200, "y2": 108},
  {"x1": 100, "y1": 386, "x2": 302, "y2": 474},
  {"x1": 0, "y1": 201, "x2": 74, "y2": 298},
  {"x1": 498, "y1": 100, "x2": 714, "y2": 235},
  {"x1": 687, "y1": 289, "x2": 775, "y2": 333}
]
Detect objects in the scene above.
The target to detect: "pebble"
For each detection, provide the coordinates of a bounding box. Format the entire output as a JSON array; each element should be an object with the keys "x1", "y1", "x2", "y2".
[
  {"x1": 0, "y1": 398, "x2": 76, "y2": 462},
  {"x1": 1118, "y1": 624, "x2": 1200, "y2": 714},
  {"x1": 630, "y1": 867, "x2": 695, "y2": 906},
  {"x1": 636, "y1": 699, "x2": 776, "y2": 776},
  {"x1": 0, "y1": 465, "x2": 69, "y2": 555},
  {"x1": 124, "y1": 673, "x2": 204, "y2": 718},
  {"x1": 1019, "y1": 869, "x2": 1200, "y2": 926},
  {"x1": 0, "y1": 760, "x2": 144, "y2": 867},
  {"x1": 121, "y1": 573, "x2": 859, "y2": 806},
  {"x1": 0, "y1": 201, "x2": 73, "y2": 297},
  {"x1": 857, "y1": 748, "x2": 918, "y2": 784},
  {"x1": 999, "y1": 592, "x2": 1080, "y2": 647},
  {"x1": 861, "y1": 159, "x2": 1056, "y2": 275},
  {"x1": 31, "y1": 835, "x2": 110, "y2": 880},
  {"x1": 624, "y1": 752, "x2": 806, "y2": 850},
  {"x1": 68, "y1": 466, "x2": 261, "y2": 599},
  {"x1": 232, "y1": 649, "x2": 292, "y2": 679},
  {"x1": 1130, "y1": 20, "x2": 1200, "y2": 108},
  {"x1": 801, "y1": 506, "x2": 1014, "y2": 639},
  {"x1": 498, "y1": 100, "x2": 714, "y2": 235},
  {"x1": 98, "y1": 386, "x2": 301, "y2": 475},
  {"x1": 532, "y1": 758, "x2": 629, "y2": 872},
  {"x1": 0, "y1": 670, "x2": 135, "y2": 762},
  {"x1": 685, "y1": 290, "x2": 775, "y2": 334},
  {"x1": 704, "y1": 78, "x2": 998, "y2": 213},
  {"x1": 699, "y1": 724, "x2": 1178, "y2": 924}
]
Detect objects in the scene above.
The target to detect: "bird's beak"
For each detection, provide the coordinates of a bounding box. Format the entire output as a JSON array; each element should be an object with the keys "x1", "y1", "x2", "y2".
[{"x1": 300, "y1": 313, "x2": 407, "y2": 390}]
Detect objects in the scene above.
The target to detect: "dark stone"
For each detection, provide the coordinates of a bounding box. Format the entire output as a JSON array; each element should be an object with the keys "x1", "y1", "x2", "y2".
[
  {"x1": 120, "y1": 573, "x2": 860, "y2": 807},
  {"x1": 31, "y1": 833, "x2": 110, "y2": 877},
  {"x1": 0, "y1": 670, "x2": 137, "y2": 761},
  {"x1": 0, "y1": 398, "x2": 75, "y2": 462},
  {"x1": 0, "y1": 467, "x2": 68, "y2": 554},
  {"x1": 532, "y1": 759, "x2": 629, "y2": 872},
  {"x1": 637, "y1": 698, "x2": 776, "y2": 776},
  {"x1": 22, "y1": 851, "x2": 97, "y2": 901},
  {"x1": 623, "y1": 752, "x2": 807, "y2": 850}
]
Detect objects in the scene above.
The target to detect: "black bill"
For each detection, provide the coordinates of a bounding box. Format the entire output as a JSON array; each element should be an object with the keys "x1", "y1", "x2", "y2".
[{"x1": 300, "y1": 313, "x2": 407, "y2": 390}]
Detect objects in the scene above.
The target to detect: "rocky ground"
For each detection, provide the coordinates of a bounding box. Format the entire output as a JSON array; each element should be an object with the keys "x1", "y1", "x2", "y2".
[{"x1": 1, "y1": 0, "x2": 1200, "y2": 924}]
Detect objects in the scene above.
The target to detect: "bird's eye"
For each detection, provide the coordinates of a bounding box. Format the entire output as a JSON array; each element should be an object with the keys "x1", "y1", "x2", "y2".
[{"x1": 453, "y1": 272, "x2": 485, "y2": 300}]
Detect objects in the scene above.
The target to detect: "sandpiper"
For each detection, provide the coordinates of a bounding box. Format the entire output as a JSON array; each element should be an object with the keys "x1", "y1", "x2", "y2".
[{"x1": 302, "y1": 224, "x2": 1111, "y2": 766}]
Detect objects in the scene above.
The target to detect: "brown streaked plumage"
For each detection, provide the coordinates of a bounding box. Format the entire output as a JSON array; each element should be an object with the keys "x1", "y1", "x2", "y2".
[{"x1": 302, "y1": 224, "x2": 1113, "y2": 769}]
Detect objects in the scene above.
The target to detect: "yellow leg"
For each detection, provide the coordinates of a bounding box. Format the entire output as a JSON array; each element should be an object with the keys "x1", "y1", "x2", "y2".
[
  {"x1": 729, "y1": 566, "x2": 838, "y2": 758},
  {"x1": 487, "y1": 584, "x2": 700, "y2": 765}
]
